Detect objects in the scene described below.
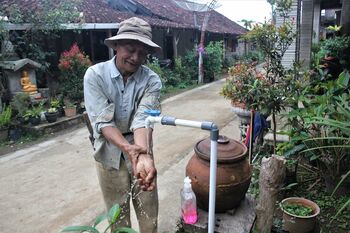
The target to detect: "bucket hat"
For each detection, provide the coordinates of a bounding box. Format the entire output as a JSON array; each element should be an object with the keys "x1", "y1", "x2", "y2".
[{"x1": 104, "y1": 17, "x2": 161, "y2": 53}]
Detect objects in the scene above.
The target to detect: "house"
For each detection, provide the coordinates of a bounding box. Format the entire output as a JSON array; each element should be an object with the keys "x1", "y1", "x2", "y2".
[
  {"x1": 278, "y1": 0, "x2": 350, "y2": 68},
  {"x1": 0, "y1": 0, "x2": 246, "y2": 64}
]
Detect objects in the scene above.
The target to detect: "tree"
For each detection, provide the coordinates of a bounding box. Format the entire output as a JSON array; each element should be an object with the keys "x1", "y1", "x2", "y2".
[
  {"x1": 0, "y1": 0, "x2": 81, "y2": 75},
  {"x1": 239, "y1": 19, "x2": 254, "y2": 55},
  {"x1": 240, "y1": 19, "x2": 254, "y2": 30},
  {"x1": 242, "y1": 0, "x2": 296, "y2": 151}
]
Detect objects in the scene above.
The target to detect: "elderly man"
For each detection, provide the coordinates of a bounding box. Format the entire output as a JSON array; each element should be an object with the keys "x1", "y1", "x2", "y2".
[{"x1": 84, "y1": 17, "x2": 161, "y2": 232}]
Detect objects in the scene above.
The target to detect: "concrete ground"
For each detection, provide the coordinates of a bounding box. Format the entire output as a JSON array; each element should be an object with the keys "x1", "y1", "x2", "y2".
[{"x1": 0, "y1": 79, "x2": 241, "y2": 233}]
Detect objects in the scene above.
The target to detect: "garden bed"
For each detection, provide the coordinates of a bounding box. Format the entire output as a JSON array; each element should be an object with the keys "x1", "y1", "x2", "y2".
[{"x1": 19, "y1": 114, "x2": 84, "y2": 136}]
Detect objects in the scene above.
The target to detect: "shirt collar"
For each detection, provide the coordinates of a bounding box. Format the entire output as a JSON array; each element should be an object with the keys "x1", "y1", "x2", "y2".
[
  {"x1": 108, "y1": 56, "x2": 143, "y2": 83},
  {"x1": 108, "y1": 56, "x2": 120, "y2": 79}
]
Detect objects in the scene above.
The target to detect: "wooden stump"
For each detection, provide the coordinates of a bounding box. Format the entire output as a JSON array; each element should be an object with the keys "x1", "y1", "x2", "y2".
[{"x1": 255, "y1": 155, "x2": 286, "y2": 233}]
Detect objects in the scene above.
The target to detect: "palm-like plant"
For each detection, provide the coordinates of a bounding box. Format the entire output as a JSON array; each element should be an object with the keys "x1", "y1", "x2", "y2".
[
  {"x1": 302, "y1": 95, "x2": 350, "y2": 189},
  {"x1": 281, "y1": 70, "x2": 350, "y2": 194}
]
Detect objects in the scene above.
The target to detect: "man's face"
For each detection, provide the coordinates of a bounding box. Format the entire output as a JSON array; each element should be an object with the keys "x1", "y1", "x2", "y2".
[{"x1": 115, "y1": 40, "x2": 149, "y2": 77}]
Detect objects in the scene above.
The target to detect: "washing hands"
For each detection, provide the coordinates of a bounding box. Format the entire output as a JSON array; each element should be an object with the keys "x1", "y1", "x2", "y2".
[{"x1": 136, "y1": 153, "x2": 157, "y2": 191}]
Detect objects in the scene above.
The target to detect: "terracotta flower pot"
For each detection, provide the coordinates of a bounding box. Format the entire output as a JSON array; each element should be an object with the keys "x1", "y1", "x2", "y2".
[
  {"x1": 63, "y1": 106, "x2": 77, "y2": 117},
  {"x1": 281, "y1": 197, "x2": 320, "y2": 233}
]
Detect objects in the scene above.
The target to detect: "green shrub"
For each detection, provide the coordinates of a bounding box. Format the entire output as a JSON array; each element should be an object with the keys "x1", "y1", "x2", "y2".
[
  {"x1": 10, "y1": 93, "x2": 31, "y2": 118},
  {"x1": 147, "y1": 56, "x2": 196, "y2": 90},
  {"x1": 203, "y1": 41, "x2": 224, "y2": 81},
  {"x1": 23, "y1": 103, "x2": 44, "y2": 120},
  {"x1": 240, "y1": 50, "x2": 265, "y2": 64},
  {"x1": 0, "y1": 106, "x2": 12, "y2": 129},
  {"x1": 223, "y1": 55, "x2": 238, "y2": 69},
  {"x1": 146, "y1": 58, "x2": 163, "y2": 78},
  {"x1": 318, "y1": 36, "x2": 350, "y2": 67}
]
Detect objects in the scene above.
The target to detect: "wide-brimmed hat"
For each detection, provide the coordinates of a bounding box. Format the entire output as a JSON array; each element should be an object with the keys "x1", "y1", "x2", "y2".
[{"x1": 104, "y1": 17, "x2": 161, "y2": 53}]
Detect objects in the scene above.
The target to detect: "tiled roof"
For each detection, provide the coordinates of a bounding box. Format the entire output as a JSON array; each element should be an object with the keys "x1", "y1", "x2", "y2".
[
  {"x1": 79, "y1": 0, "x2": 193, "y2": 29},
  {"x1": 134, "y1": 0, "x2": 247, "y2": 35},
  {"x1": 0, "y1": 0, "x2": 246, "y2": 35}
]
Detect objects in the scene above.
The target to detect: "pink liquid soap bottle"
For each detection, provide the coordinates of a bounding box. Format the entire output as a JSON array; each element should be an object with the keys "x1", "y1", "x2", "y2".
[{"x1": 181, "y1": 176, "x2": 198, "y2": 224}]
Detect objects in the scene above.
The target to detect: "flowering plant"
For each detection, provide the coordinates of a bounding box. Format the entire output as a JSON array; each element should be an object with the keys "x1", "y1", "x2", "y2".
[
  {"x1": 220, "y1": 63, "x2": 271, "y2": 114},
  {"x1": 58, "y1": 43, "x2": 91, "y2": 103}
]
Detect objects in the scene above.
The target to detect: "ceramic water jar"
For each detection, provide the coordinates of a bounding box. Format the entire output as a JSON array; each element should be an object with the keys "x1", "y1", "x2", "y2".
[{"x1": 186, "y1": 135, "x2": 252, "y2": 212}]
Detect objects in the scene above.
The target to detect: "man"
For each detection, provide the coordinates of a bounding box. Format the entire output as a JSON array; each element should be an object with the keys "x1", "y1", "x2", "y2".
[{"x1": 84, "y1": 17, "x2": 162, "y2": 232}]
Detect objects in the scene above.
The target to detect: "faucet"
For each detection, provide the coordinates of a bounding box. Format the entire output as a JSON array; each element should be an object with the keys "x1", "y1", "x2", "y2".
[{"x1": 145, "y1": 109, "x2": 162, "y2": 129}]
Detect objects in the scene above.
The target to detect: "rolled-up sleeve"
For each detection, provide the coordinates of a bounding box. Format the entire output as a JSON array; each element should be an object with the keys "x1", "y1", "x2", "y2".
[
  {"x1": 130, "y1": 74, "x2": 162, "y2": 131},
  {"x1": 84, "y1": 67, "x2": 116, "y2": 138}
]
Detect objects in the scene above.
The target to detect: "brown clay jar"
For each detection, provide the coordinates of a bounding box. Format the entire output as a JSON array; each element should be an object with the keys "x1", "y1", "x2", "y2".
[{"x1": 186, "y1": 135, "x2": 252, "y2": 213}]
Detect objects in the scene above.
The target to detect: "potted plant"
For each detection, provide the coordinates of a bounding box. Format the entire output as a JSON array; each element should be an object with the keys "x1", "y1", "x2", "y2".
[
  {"x1": 45, "y1": 107, "x2": 59, "y2": 123},
  {"x1": 23, "y1": 103, "x2": 44, "y2": 126},
  {"x1": 8, "y1": 123, "x2": 22, "y2": 142},
  {"x1": 63, "y1": 99, "x2": 77, "y2": 117},
  {"x1": 58, "y1": 43, "x2": 91, "y2": 106},
  {"x1": 50, "y1": 98, "x2": 64, "y2": 117},
  {"x1": 220, "y1": 62, "x2": 265, "y2": 123},
  {"x1": 280, "y1": 197, "x2": 320, "y2": 233},
  {"x1": 10, "y1": 92, "x2": 31, "y2": 124},
  {"x1": 0, "y1": 105, "x2": 12, "y2": 141}
]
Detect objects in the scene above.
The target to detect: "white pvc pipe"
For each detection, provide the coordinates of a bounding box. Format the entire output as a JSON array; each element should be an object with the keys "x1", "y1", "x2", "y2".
[
  {"x1": 208, "y1": 139, "x2": 217, "y2": 233},
  {"x1": 145, "y1": 115, "x2": 218, "y2": 233},
  {"x1": 174, "y1": 119, "x2": 202, "y2": 129}
]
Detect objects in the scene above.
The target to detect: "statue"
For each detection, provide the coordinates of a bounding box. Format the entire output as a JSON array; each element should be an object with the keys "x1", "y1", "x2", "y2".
[{"x1": 20, "y1": 70, "x2": 38, "y2": 94}]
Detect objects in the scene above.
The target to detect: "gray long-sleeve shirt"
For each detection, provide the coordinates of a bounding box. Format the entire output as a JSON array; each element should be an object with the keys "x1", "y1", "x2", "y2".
[{"x1": 84, "y1": 56, "x2": 161, "y2": 169}]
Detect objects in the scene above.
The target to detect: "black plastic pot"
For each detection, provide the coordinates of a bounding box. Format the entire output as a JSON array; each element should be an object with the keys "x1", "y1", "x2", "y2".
[
  {"x1": 17, "y1": 116, "x2": 29, "y2": 125},
  {"x1": 0, "y1": 127, "x2": 8, "y2": 141},
  {"x1": 58, "y1": 106, "x2": 65, "y2": 117},
  {"x1": 45, "y1": 111, "x2": 58, "y2": 123},
  {"x1": 29, "y1": 116, "x2": 41, "y2": 126},
  {"x1": 9, "y1": 127, "x2": 22, "y2": 141}
]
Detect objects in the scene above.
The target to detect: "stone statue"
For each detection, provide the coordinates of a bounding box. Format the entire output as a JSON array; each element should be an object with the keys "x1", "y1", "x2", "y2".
[{"x1": 20, "y1": 70, "x2": 38, "y2": 93}]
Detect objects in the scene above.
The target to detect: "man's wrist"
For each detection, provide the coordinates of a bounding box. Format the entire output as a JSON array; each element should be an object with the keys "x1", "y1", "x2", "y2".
[
  {"x1": 121, "y1": 143, "x2": 132, "y2": 154},
  {"x1": 139, "y1": 153, "x2": 153, "y2": 160}
]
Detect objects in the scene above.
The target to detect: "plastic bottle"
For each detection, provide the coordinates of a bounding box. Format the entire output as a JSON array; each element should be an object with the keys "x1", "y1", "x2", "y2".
[{"x1": 181, "y1": 176, "x2": 198, "y2": 224}]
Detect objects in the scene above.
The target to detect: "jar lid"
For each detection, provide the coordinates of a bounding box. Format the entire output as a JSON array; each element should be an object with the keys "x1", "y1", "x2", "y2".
[{"x1": 194, "y1": 135, "x2": 247, "y2": 163}]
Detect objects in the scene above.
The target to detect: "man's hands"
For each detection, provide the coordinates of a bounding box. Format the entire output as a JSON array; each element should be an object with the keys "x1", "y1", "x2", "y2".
[
  {"x1": 124, "y1": 144, "x2": 147, "y2": 176},
  {"x1": 136, "y1": 154, "x2": 157, "y2": 191},
  {"x1": 101, "y1": 126, "x2": 156, "y2": 191},
  {"x1": 124, "y1": 145, "x2": 156, "y2": 191}
]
